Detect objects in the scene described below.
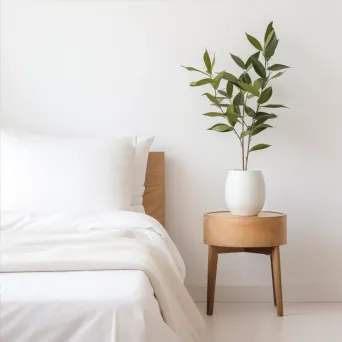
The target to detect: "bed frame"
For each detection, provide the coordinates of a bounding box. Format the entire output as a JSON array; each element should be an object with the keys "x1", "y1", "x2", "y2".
[{"x1": 143, "y1": 152, "x2": 165, "y2": 226}]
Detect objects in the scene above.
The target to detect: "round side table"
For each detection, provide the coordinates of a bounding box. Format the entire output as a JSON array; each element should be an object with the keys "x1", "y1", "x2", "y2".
[{"x1": 203, "y1": 211, "x2": 287, "y2": 317}]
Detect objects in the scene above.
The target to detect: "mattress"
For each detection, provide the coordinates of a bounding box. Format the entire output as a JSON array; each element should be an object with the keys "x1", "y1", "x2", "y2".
[{"x1": 1, "y1": 270, "x2": 178, "y2": 342}]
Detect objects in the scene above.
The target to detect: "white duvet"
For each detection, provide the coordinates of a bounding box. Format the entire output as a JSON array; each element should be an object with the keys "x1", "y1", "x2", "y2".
[{"x1": 0, "y1": 211, "x2": 205, "y2": 342}]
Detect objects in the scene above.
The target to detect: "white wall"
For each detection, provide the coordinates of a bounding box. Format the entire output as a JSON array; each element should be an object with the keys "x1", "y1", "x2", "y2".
[{"x1": 2, "y1": 0, "x2": 342, "y2": 302}]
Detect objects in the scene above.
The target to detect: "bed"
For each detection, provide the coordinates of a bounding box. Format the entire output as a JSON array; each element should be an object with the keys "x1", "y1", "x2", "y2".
[{"x1": 0, "y1": 152, "x2": 204, "y2": 342}]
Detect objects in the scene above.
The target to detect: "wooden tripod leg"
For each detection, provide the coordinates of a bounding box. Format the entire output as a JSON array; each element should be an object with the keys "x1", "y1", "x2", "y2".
[
  {"x1": 270, "y1": 253, "x2": 276, "y2": 306},
  {"x1": 207, "y1": 245, "x2": 218, "y2": 315},
  {"x1": 271, "y1": 246, "x2": 284, "y2": 316}
]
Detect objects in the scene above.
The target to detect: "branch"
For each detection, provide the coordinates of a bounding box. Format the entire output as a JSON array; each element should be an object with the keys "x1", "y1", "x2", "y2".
[
  {"x1": 245, "y1": 59, "x2": 273, "y2": 170},
  {"x1": 214, "y1": 88, "x2": 243, "y2": 147}
]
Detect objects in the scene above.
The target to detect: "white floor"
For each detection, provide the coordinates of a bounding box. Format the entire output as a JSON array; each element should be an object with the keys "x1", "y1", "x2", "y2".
[{"x1": 197, "y1": 303, "x2": 342, "y2": 342}]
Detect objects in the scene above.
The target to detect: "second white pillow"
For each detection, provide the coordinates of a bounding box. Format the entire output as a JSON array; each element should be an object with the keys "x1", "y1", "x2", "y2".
[{"x1": 132, "y1": 136, "x2": 155, "y2": 213}]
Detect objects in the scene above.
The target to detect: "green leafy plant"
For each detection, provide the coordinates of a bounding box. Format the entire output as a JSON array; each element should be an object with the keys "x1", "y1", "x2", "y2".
[{"x1": 182, "y1": 22, "x2": 289, "y2": 170}]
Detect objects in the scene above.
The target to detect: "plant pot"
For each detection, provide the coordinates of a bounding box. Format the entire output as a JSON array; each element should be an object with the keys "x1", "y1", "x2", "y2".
[{"x1": 225, "y1": 170, "x2": 265, "y2": 216}]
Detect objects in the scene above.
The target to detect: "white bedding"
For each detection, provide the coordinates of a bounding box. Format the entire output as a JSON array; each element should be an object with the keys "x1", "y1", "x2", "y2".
[
  {"x1": 0, "y1": 131, "x2": 135, "y2": 212},
  {"x1": 1, "y1": 271, "x2": 179, "y2": 342},
  {"x1": 0, "y1": 211, "x2": 205, "y2": 342}
]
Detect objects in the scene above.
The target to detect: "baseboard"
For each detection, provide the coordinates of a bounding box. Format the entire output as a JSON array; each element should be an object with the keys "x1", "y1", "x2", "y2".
[{"x1": 186, "y1": 284, "x2": 342, "y2": 303}]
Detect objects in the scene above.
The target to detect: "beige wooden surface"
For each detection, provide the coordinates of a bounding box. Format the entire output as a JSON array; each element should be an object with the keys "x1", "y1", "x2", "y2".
[
  {"x1": 207, "y1": 211, "x2": 284, "y2": 218},
  {"x1": 204, "y1": 211, "x2": 287, "y2": 248},
  {"x1": 142, "y1": 152, "x2": 165, "y2": 226},
  {"x1": 204, "y1": 210, "x2": 287, "y2": 317}
]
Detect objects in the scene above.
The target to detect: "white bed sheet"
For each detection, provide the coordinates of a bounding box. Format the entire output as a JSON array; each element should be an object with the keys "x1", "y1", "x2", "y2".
[
  {"x1": 1, "y1": 270, "x2": 178, "y2": 342},
  {"x1": 0, "y1": 211, "x2": 204, "y2": 342}
]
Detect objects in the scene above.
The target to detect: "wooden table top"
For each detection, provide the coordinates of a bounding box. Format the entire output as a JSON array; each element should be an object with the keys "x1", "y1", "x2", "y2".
[
  {"x1": 204, "y1": 211, "x2": 287, "y2": 248},
  {"x1": 205, "y1": 211, "x2": 286, "y2": 218}
]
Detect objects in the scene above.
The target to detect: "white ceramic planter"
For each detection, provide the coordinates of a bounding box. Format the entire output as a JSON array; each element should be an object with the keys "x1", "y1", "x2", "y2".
[{"x1": 225, "y1": 170, "x2": 265, "y2": 216}]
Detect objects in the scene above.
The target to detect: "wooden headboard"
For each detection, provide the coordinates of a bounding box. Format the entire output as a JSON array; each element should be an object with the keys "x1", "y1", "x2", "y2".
[{"x1": 142, "y1": 152, "x2": 165, "y2": 226}]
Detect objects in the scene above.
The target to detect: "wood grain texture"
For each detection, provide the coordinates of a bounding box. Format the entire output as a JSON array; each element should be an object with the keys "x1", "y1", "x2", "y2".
[
  {"x1": 204, "y1": 211, "x2": 287, "y2": 247},
  {"x1": 272, "y1": 246, "x2": 284, "y2": 316},
  {"x1": 271, "y1": 254, "x2": 277, "y2": 306},
  {"x1": 207, "y1": 245, "x2": 218, "y2": 316},
  {"x1": 143, "y1": 152, "x2": 165, "y2": 226},
  {"x1": 203, "y1": 211, "x2": 287, "y2": 317}
]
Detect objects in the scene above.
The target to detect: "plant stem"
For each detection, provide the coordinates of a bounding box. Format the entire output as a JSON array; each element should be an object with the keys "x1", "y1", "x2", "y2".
[
  {"x1": 245, "y1": 132, "x2": 252, "y2": 170},
  {"x1": 242, "y1": 140, "x2": 245, "y2": 170},
  {"x1": 241, "y1": 92, "x2": 250, "y2": 170},
  {"x1": 212, "y1": 73, "x2": 250, "y2": 171},
  {"x1": 245, "y1": 58, "x2": 272, "y2": 170},
  {"x1": 211, "y1": 73, "x2": 243, "y2": 155},
  {"x1": 245, "y1": 101, "x2": 259, "y2": 170},
  {"x1": 214, "y1": 88, "x2": 243, "y2": 154},
  {"x1": 241, "y1": 105, "x2": 245, "y2": 170}
]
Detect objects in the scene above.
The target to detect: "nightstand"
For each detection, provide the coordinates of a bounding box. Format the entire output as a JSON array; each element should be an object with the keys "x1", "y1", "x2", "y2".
[{"x1": 203, "y1": 211, "x2": 287, "y2": 316}]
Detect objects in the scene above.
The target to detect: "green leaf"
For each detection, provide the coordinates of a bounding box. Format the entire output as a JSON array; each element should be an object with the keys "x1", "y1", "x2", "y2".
[
  {"x1": 227, "y1": 118, "x2": 238, "y2": 127},
  {"x1": 254, "y1": 113, "x2": 277, "y2": 125},
  {"x1": 249, "y1": 143, "x2": 271, "y2": 152},
  {"x1": 212, "y1": 53, "x2": 216, "y2": 70},
  {"x1": 245, "y1": 106, "x2": 256, "y2": 117},
  {"x1": 240, "y1": 130, "x2": 251, "y2": 139},
  {"x1": 218, "y1": 90, "x2": 227, "y2": 97},
  {"x1": 247, "y1": 93, "x2": 256, "y2": 99},
  {"x1": 262, "y1": 104, "x2": 288, "y2": 108},
  {"x1": 226, "y1": 104, "x2": 236, "y2": 115},
  {"x1": 225, "y1": 111, "x2": 239, "y2": 119},
  {"x1": 203, "y1": 112, "x2": 225, "y2": 118},
  {"x1": 239, "y1": 72, "x2": 252, "y2": 84},
  {"x1": 240, "y1": 82, "x2": 260, "y2": 96},
  {"x1": 255, "y1": 118, "x2": 268, "y2": 125},
  {"x1": 258, "y1": 87, "x2": 273, "y2": 104},
  {"x1": 190, "y1": 78, "x2": 213, "y2": 87},
  {"x1": 221, "y1": 72, "x2": 239, "y2": 82},
  {"x1": 255, "y1": 112, "x2": 277, "y2": 120},
  {"x1": 264, "y1": 30, "x2": 274, "y2": 49},
  {"x1": 256, "y1": 77, "x2": 266, "y2": 89},
  {"x1": 251, "y1": 57, "x2": 266, "y2": 78},
  {"x1": 230, "y1": 54, "x2": 245, "y2": 69},
  {"x1": 216, "y1": 97, "x2": 226, "y2": 103},
  {"x1": 252, "y1": 124, "x2": 272, "y2": 136},
  {"x1": 202, "y1": 92, "x2": 221, "y2": 105},
  {"x1": 208, "y1": 123, "x2": 234, "y2": 132},
  {"x1": 203, "y1": 49, "x2": 212, "y2": 74},
  {"x1": 225, "y1": 111, "x2": 240, "y2": 125},
  {"x1": 211, "y1": 73, "x2": 223, "y2": 90},
  {"x1": 226, "y1": 82, "x2": 233, "y2": 98},
  {"x1": 233, "y1": 92, "x2": 244, "y2": 106},
  {"x1": 212, "y1": 103, "x2": 228, "y2": 108},
  {"x1": 265, "y1": 38, "x2": 278, "y2": 60},
  {"x1": 268, "y1": 64, "x2": 290, "y2": 71},
  {"x1": 245, "y1": 52, "x2": 260, "y2": 69},
  {"x1": 253, "y1": 79, "x2": 261, "y2": 91},
  {"x1": 226, "y1": 105, "x2": 240, "y2": 126},
  {"x1": 254, "y1": 123, "x2": 273, "y2": 129},
  {"x1": 245, "y1": 33, "x2": 263, "y2": 51},
  {"x1": 270, "y1": 71, "x2": 285, "y2": 80},
  {"x1": 264, "y1": 22, "x2": 274, "y2": 42},
  {"x1": 181, "y1": 66, "x2": 209, "y2": 76},
  {"x1": 230, "y1": 81, "x2": 244, "y2": 90}
]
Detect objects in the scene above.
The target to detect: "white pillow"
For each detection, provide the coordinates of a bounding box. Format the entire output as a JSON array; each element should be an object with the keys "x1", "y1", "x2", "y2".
[
  {"x1": 131, "y1": 136, "x2": 155, "y2": 213},
  {"x1": 0, "y1": 131, "x2": 134, "y2": 213}
]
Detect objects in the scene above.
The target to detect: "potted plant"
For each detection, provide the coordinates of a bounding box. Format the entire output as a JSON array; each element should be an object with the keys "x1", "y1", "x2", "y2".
[{"x1": 182, "y1": 22, "x2": 289, "y2": 216}]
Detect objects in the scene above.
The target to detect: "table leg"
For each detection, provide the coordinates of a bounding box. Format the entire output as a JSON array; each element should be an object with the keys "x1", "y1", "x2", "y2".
[
  {"x1": 271, "y1": 246, "x2": 283, "y2": 316},
  {"x1": 207, "y1": 245, "x2": 218, "y2": 315},
  {"x1": 270, "y1": 254, "x2": 276, "y2": 306}
]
